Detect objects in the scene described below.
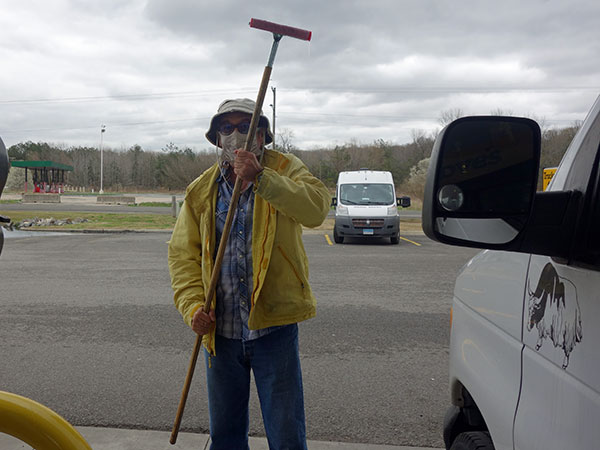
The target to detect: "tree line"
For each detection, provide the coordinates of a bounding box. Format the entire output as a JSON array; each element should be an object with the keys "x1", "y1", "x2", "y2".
[{"x1": 5, "y1": 120, "x2": 580, "y2": 200}]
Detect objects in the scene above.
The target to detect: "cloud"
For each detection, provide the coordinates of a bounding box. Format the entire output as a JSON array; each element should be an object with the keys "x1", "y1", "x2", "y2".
[{"x1": 0, "y1": 0, "x2": 598, "y2": 153}]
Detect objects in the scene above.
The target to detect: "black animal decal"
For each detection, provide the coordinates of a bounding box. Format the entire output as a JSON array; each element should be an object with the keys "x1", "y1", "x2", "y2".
[{"x1": 527, "y1": 263, "x2": 583, "y2": 369}]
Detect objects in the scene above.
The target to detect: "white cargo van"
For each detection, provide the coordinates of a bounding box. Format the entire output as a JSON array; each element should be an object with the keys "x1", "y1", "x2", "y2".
[
  {"x1": 422, "y1": 96, "x2": 600, "y2": 450},
  {"x1": 332, "y1": 170, "x2": 410, "y2": 244}
]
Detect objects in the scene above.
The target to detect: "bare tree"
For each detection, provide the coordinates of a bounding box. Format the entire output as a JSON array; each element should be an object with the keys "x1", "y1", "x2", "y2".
[
  {"x1": 276, "y1": 128, "x2": 297, "y2": 153},
  {"x1": 438, "y1": 108, "x2": 464, "y2": 127},
  {"x1": 410, "y1": 129, "x2": 433, "y2": 161},
  {"x1": 529, "y1": 114, "x2": 548, "y2": 134},
  {"x1": 490, "y1": 108, "x2": 514, "y2": 116}
]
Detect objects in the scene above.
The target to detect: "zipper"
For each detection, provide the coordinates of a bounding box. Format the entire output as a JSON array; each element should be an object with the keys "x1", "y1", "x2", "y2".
[
  {"x1": 252, "y1": 203, "x2": 272, "y2": 306},
  {"x1": 277, "y1": 245, "x2": 305, "y2": 289}
]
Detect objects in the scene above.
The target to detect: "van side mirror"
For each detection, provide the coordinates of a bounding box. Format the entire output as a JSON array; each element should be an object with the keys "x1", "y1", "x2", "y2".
[
  {"x1": 422, "y1": 116, "x2": 541, "y2": 249},
  {"x1": 331, "y1": 197, "x2": 337, "y2": 207},
  {"x1": 397, "y1": 196, "x2": 411, "y2": 208}
]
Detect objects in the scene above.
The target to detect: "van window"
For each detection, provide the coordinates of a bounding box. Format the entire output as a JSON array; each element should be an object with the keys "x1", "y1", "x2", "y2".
[{"x1": 340, "y1": 183, "x2": 394, "y2": 205}]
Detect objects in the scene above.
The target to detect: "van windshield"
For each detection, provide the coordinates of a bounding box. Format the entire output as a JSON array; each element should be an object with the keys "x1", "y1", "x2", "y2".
[{"x1": 339, "y1": 183, "x2": 395, "y2": 205}]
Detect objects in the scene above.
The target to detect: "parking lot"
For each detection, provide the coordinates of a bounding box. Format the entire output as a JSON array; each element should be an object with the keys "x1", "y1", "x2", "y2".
[{"x1": 0, "y1": 230, "x2": 478, "y2": 447}]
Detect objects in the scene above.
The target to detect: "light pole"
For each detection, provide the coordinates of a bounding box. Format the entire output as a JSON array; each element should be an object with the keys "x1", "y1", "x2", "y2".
[
  {"x1": 270, "y1": 86, "x2": 276, "y2": 149},
  {"x1": 99, "y1": 125, "x2": 106, "y2": 194}
]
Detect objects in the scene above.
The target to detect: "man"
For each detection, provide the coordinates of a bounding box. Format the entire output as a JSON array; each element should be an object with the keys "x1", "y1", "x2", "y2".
[{"x1": 168, "y1": 98, "x2": 330, "y2": 450}]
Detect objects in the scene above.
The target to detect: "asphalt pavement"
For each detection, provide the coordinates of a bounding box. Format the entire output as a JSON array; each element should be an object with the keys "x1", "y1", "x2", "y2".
[{"x1": 0, "y1": 192, "x2": 446, "y2": 450}]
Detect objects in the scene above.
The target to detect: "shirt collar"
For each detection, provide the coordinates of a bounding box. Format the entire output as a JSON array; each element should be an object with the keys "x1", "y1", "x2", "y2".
[
  {"x1": 216, "y1": 164, "x2": 232, "y2": 184},
  {"x1": 215, "y1": 164, "x2": 254, "y2": 192}
]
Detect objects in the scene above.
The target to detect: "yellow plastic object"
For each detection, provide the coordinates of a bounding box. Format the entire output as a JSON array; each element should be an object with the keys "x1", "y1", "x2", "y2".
[
  {"x1": 543, "y1": 167, "x2": 557, "y2": 191},
  {"x1": 0, "y1": 391, "x2": 92, "y2": 450}
]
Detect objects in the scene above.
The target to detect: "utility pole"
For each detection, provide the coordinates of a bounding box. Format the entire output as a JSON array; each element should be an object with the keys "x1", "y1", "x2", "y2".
[
  {"x1": 270, "y1": 86, "x2": 276, "y2": 149},
  {"x1": 99, "y1": 125, "x2": 106, "y2": 194}
]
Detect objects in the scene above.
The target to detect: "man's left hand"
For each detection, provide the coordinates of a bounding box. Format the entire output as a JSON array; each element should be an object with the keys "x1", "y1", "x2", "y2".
[{"x1": 233, "y1": 149, "x2": 263, "y2": 183}]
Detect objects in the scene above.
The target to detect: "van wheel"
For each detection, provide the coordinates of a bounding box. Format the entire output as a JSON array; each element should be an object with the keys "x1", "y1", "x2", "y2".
[
  {"x1": 450, "y1": 431, "x2": 494, "y2": 450},
  {"x1": 390, "y1": 234, "x2": 399, "y2": 245},
  {"x1": 333, "y1": 228, "x2": 343, "y2": 244}
]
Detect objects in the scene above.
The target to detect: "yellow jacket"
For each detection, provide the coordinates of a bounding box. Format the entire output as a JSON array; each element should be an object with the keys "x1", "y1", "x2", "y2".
[{"x1": 168, "y1": 149, "x2": 330, "y2": 354}]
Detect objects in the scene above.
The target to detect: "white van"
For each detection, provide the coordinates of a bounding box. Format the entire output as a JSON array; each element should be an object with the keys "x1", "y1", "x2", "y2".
[
  {"x1": 332, "y1": 170, "x2": 410, "y2": 244},
  {"x1": 422, "y1": 96, "x2": 600, "y2": 450}
]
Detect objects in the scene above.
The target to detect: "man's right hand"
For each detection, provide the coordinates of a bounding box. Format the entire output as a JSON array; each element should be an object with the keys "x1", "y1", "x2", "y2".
[{"x1": 191, "y1": 309, "x2": 216, "y2": 335}]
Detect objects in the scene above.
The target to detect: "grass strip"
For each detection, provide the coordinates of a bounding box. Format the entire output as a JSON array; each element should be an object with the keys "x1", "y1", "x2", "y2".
[{"x1": 1, "y1": 210, "x2": 176, "y2": 230}]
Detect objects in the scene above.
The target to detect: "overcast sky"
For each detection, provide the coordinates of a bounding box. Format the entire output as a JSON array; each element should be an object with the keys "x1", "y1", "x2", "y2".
[{"x1": 1, "y1": 0, "x2": 599, "y2": 153}]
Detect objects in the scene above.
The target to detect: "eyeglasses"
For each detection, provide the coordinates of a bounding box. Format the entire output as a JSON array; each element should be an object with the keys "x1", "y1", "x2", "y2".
[{"x1": 218, "y1": 121, "x2": 251, "y2": 135}]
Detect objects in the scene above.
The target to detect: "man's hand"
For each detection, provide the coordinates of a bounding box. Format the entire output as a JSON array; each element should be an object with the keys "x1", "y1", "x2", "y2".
[
  {"x1": 233, "y1": 149, "x2": 263, "y2": 183},
  {"x1": 191, "y1": 309, "x2": 216, "y2": 336}
]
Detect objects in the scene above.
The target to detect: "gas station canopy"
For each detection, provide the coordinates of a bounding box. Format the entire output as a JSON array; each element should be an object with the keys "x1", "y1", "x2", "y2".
[
  {"x1": 11, "y1": 160, "x2": 74, "y2": 171},
  {"x1": 10, "y1": 160, "x2": 74, "y2": 193}
]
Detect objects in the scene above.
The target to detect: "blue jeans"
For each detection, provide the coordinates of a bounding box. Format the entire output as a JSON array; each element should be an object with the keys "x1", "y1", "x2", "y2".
[{"x1": 204, "y1": 324, "x2": 307, "y2": 450}]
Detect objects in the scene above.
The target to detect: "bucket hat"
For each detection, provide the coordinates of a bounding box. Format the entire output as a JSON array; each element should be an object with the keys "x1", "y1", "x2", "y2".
[{"x1": 205, "y1": 98, "x2": 273, "y2": 146}]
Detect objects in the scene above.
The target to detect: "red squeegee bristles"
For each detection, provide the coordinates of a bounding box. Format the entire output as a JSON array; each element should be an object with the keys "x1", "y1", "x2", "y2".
[{"x1": 249, "y1": 18, "x2": 312, "y2": 41}]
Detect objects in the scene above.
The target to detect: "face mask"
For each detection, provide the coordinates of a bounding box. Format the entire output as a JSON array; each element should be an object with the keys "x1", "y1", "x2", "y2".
[{"x1": 218, "y1": 130, "x2": 263, "y2": 167}]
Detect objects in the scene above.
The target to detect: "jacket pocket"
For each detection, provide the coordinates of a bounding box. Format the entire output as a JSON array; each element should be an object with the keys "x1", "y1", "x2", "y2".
[{"x1": 277, "y1": 245, "x2": 305, "y2": 290}]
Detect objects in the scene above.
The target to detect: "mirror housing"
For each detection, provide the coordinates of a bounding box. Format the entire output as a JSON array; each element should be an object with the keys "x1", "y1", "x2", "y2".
[
  {"x1": 331, "y1": 197, "x2": 337, "y2": 207},
  {"x1": 397, "y1": 196, "x2": 411, "y2": 208},
  {"x1": 0, "y1": 137, "x2": 9, "y2": 256},
  {"x1": 423, "y1": 116, "x2": 548, "y2": 252}
]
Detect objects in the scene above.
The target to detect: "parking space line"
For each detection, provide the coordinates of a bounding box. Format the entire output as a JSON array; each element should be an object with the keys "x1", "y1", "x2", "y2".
[
  {"x1": 400, "y1": 236, "x2": 421, "y2": 246},
  {"x1": 324, "y1": 234, "x2": 333, "y2": 246}
]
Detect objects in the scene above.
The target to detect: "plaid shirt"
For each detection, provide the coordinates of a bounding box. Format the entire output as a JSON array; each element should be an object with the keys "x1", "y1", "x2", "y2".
[{"x1": 214, "y1": 170, "x2": 280, "y2": 341}]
